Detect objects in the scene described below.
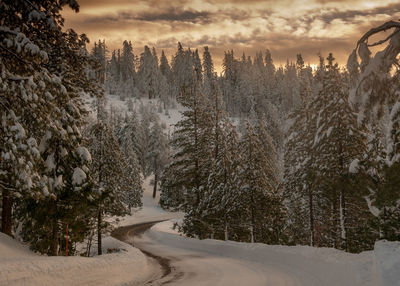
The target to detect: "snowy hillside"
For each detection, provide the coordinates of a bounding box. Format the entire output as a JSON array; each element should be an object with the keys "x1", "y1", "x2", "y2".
[{"x1": 83, "y1": 93, "x2": 183, "y2": 135}]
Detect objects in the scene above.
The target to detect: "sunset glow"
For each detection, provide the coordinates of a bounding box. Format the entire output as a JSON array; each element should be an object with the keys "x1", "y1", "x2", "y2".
[{"x1": 62, "y1": 0, "x2": 400, "y2": 71}]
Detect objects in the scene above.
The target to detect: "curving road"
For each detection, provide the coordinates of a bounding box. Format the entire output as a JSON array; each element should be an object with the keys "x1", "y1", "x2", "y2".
[
  {"x1": 112, "y1": 220, "x2": 369, "y2": 286},
  {"x1": 112, "y1": 221, "x2": 179, "y2": 285}
]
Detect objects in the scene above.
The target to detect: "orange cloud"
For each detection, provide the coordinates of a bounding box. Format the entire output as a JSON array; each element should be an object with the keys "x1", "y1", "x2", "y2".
[{"x1": 62, "y1": 0, "x2": 400, "y2": 72}]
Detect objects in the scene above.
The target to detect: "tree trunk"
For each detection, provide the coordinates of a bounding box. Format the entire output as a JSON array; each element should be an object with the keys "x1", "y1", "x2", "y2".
[
  {"x1": 224, "y1": 224, "x2": 228, "y2": 241},
  {"x1": 309, "y1": 189, "x2": 315, "y2": 246},
  {"x1": 98, "y1": 209, "x2": 102, "y2": 255},
  {"x1": 51, "y1": 214, "x2": 59, "y2": 256},
  {"x1": 250, "y1": 225, "x2": 254, "y2": 243},
  {"x1": 1, "y1": 189, "x2": 13, "y2": 236},
  {"x1": 153, "y1": 172, "x2": 158, "y2": 199},
  {"x1": 331, "y1": 200, "x2": 339, "y2": 249},
  {"x1": 340, "y1": 189, "x2": 347, "y2": 251},
  {"x1": 87, "y1": 230, "x2": 93, "y2": 257},
  {"x1": 250, "y1": 189, "x2": 256, "y2": 243}
]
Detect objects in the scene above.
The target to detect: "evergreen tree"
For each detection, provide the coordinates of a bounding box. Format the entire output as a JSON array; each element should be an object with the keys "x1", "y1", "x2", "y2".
[
  {"x1": 313, "y1": 53, "x2": 368, "y2": 251},
  {"x1": 347, "y1": 22, "x2": 400, "y2": 242},
  {"x1": 160, "y1": 81, "x2": 213, "y2": 223},
  {"x1": 120, "y1": 40, "x2": 136, "y2": 96},
  {"x1": 106, "y1": 50, "x2": 120, "y2": 94},
  {"x1": 120, "y1": 134, "x2": 143, "y2": 210},
  {"x1": 159, "y1": 50, "x2": 173, "y2": 108},
  {"x1": 197, "y1": 119, "x2": 242, "y2": 240},
  {"x1": 146, "y1": 121, "x2": 170, "y2": 198},
  {"x1": 91, "y1": 39, "x2": 107, "y2": 84},
  {"x1": 138, "y1": 46, "x2": 160, "y2": 99},
  {"x1": 1, "y1": 0, "x2": 102, "y2": 255},
  {"x1": 202, "y1": 46, "x2": 215, "y2": 101},
  {"x1": 284, "y1": 66, "x2": 318, "y2": 246},
  {"x1": 116, "y1": 111, "x2": 146, "y2": 176},
  {"x1": 85, "y1": 100, "x2": 141, "y2": 255},
  {"x1": 172, "y1": 43, "x2": 196, "y2": 101},
  {"x1": 239, "y1": 121, "x2": 284, "y2": 243}
]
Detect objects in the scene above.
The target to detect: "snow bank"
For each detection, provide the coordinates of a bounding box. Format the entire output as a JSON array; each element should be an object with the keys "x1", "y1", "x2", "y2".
[
  {"x1": 374, "y1": 240, "x2": 400, "y2": 286},
  {"x1": 150, "y1": 219, "x2": 182, "y2": 235},
  {"x1": 0, "y1": 233, "x2": 149, "y2": 286},
  {"x1": 0, "y1": 233, "x2": 35, "y2": 258}
]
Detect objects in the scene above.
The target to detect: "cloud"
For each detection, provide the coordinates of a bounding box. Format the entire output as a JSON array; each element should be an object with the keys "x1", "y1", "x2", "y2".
[
  {"x1": 135, "y1": 9, "x2": 212, "y2": 24},
  {"x1": 79, "y1": 9, "x2": 212, "y2": 24},
  {"x1": 62, "y1": 0, "x2": 400, "y2": 71}
]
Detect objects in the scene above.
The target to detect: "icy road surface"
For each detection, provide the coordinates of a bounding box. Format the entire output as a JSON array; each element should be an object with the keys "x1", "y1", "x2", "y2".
[{"x1": 121, "y1": 219, "x2": 376, "y2": 286}]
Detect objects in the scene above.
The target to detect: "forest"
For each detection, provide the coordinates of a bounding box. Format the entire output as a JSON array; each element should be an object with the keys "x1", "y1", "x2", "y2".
[{"x1": 1, "y1": 0, "x2": 400, "y2": 258}]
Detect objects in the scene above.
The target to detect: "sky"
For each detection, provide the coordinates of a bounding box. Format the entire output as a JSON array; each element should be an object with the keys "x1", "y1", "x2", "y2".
[{"x1": 62, "y1": 0, "x2": 400, "y2": 73}]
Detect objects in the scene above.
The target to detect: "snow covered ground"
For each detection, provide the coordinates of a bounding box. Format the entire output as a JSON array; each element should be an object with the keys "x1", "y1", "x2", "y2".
[
  {"x1": 83, "y1": 93, "x2": 184, "y2": 137},
  {"x1": 2, "y1": 178, "x2": 399, "y2": 286},
  {"x1": 1, "y1": 95, "x2": 399, "y2": 285},
  {"x1": 0, "y1": 233, "x2": 149, "y2": 286}
]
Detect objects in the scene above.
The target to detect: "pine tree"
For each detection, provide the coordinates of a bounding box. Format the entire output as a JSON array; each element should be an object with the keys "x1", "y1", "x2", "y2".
[
  {"x1": 172, "y1": 43, "x2": 196, "y2": 101},
  {"x1": 91, "y1": 39, "x2": 107, "y2": 84},
  {"x1": 313, "y1": 53, "x2": 368, "y2": 251},
  {"x1": 107, "y1": 50, "x2": 119, "y2": 94},
  {"x1": 120, "y1": 135, "x2": 143, "y2": 210},
  {"x1": 202, "y1": 46, "x2": 215, "y2": 101},
  {"x1": 264, "y1": 49, "x2": 276, "y2": 101},
  {"x1": 120, "y1": 40, "x2": 136, "y2": 97},
  {"x1": 284, "y1": 54, "x2": 318, "y2": 246},
  {"x1": 138, "y1": 46, "x2": 160, "y2": 99},
  {"x1": 160, "y1": 81, "x2": 213, "y2": 227},
  {"x1": 160, "y1": 50, "x2": 172, "y2": 81},
  {"x1": 1, "y1": 1, "x2": 101, "y2": 255},
  {"x1": 159, "y1": 50, "x2": 173, "y2": 108},
  {"x1": 0, "y1": 24, "x2": 47, "y2": 236},
  {"x1": 346, "y1": 21, "x2": 400, "y2": 243},
  {"x1": 198, "y1": 119, "x2": 242, "y2": 240},
  {"x1": 116, "y1": 110, "x2": 145, "y2": 176},
  {"x1": 239, "y1": 121, "x2": 284, "y2": 243},
  {"x1": 85, "y1": 100, "x2": 141, "y2": 255},
  {"x1": 146, "y1": 121, "x2": 170, "y2": 198}
]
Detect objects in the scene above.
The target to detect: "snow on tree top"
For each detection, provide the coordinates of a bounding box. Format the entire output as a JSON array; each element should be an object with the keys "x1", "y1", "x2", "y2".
[
  {"x1": 72, "y1": 167, "x2": 87, "y2": 185},
  {"x1": 349, "y1": 159, "x2": 360, "y2": 174},
  {"x1": 76, "y1": 146, "x2": 92, "y2": 164}
]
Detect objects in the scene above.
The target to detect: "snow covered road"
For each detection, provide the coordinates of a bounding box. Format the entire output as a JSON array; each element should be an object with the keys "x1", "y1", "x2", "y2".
[
  {"x1": 115, "y1": 220, "x2": 375, "y2": 286},
  {"x1": 110, "y1": 175, "x2": 376, "y2": 286}
]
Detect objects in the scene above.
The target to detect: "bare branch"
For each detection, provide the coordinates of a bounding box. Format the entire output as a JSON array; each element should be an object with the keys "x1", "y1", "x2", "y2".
[
  {"x1": 368, "y1": 28, "x2": 400, "y2": 47},
  {"x1": 356, "y1": 20, "x2": 400, "y2": 48}
]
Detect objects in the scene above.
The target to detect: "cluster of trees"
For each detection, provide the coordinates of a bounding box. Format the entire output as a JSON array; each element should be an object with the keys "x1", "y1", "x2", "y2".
[
  {"x1": 111, "y1": 100, "x2": 171, "y2": 197},
  {"x1": 98, "y1": 40, "x2": 295, "y2": 133},
  {"x1": 102, "y1": 41, "x2": 172, "y2": 106},
  {"x1": 0, "y1": 0, "x2": 142, "y2": 256},
  {"x1": 92, "y1": 22, "x2": 400, "y2": 253},
  {"x1": 285, "y1": 22, "x2": 400, "y2": 252},
  {"x1": 156, "y1": 23, "x2": 400, "y2": 252},
  {"x1": 158, "y1": 46, "x2": 285, "y2": 244},
  {"x1": 285, "y1": 53, "x2": 372, "y2": 252}
]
